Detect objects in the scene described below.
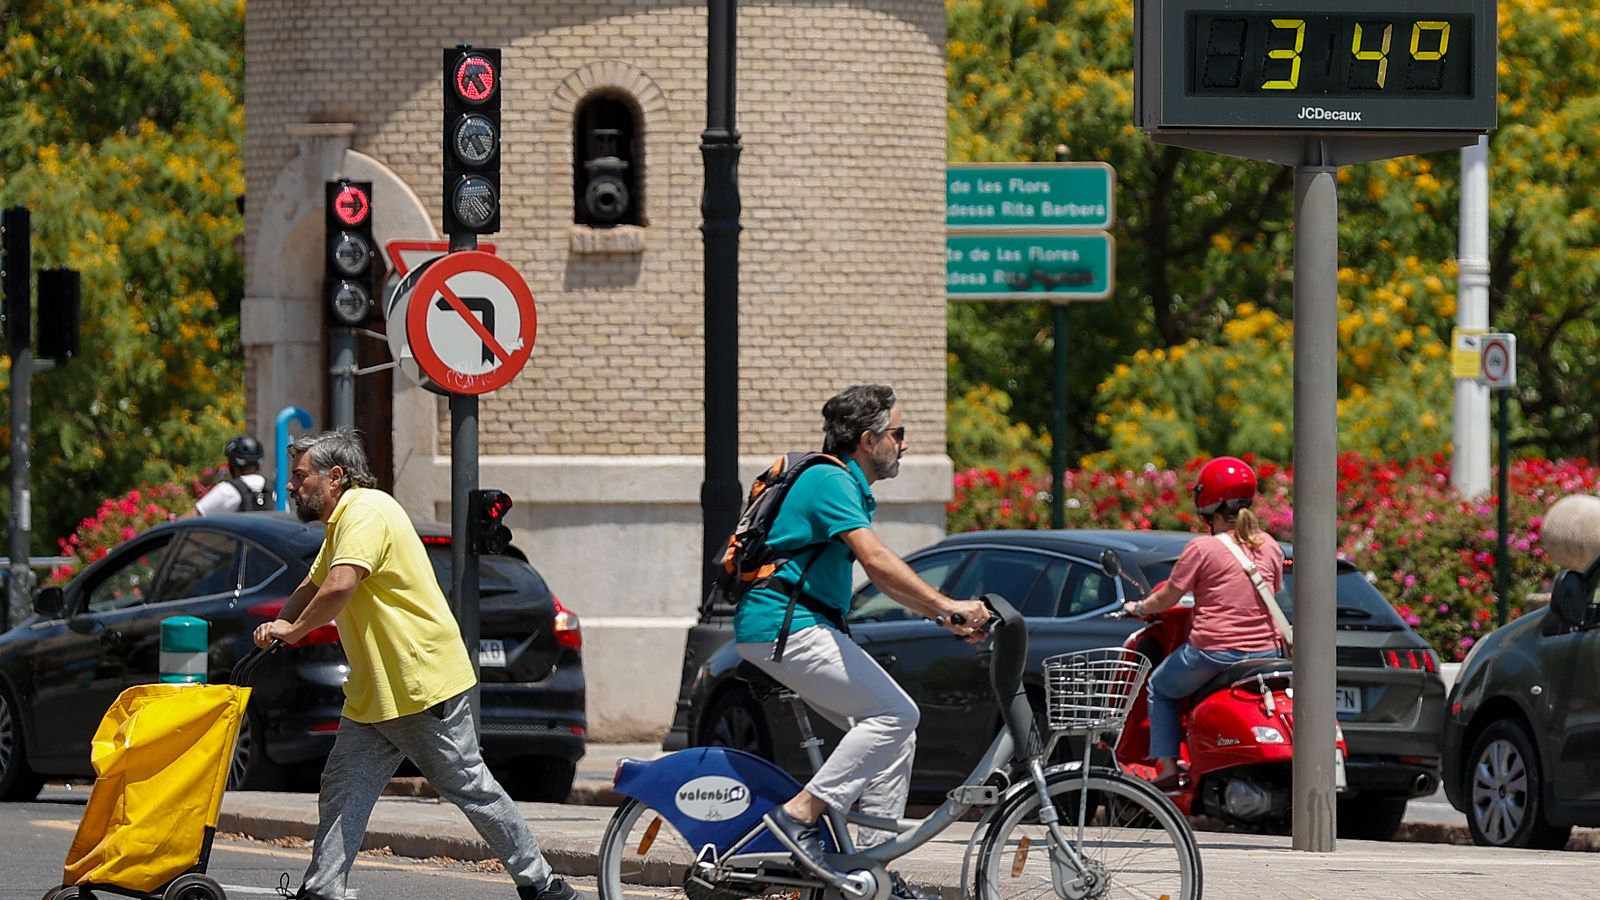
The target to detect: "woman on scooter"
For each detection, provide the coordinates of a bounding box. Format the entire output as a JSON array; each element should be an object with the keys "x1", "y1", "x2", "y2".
[{"x1": 1120, "y1": 456, "x2": 1287, "y2": 791}]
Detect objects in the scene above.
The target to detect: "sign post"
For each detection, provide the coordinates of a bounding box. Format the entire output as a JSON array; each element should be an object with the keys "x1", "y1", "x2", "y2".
[
  {"x1": 946, "y1": 160, "x2": 1118, "y2": 527},
  {"x1": 1477, "y1": 333, "x2": 1516, "y2": 626},
  {"x1": 1134, "y1": 0, "x2": 1497, "y2": 851}
]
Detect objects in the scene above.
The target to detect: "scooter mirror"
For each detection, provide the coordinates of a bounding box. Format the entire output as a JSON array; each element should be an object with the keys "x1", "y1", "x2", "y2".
[{"x1": 1099, "y1": 548, "x2": 1123, "y2": 580}]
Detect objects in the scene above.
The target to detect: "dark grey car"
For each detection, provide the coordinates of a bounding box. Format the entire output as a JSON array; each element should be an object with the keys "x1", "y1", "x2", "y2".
[{"x1": 675, "y1": 529, "x2": 1445, "y2": 840}]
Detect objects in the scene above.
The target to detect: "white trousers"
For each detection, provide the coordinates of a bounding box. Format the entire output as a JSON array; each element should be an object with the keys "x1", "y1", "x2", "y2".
[{"x1": 737, "y1": 624, "x2": 919, "y2": 847}]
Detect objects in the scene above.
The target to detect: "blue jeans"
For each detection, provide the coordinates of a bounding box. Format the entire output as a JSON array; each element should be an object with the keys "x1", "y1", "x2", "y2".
[{"x1": 1147, "y1": 643, "x2": 1282, "y2": 759}]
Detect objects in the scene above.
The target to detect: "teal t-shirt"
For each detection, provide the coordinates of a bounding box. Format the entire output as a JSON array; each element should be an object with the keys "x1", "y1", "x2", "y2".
[{"x1": 732, "y1": 458, "x2": 876, "y2": 643}]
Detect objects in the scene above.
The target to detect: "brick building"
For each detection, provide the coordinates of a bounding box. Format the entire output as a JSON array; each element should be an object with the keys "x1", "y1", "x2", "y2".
[{"x1": 242, "y1": 1, "x2": 951, "y2": 739}]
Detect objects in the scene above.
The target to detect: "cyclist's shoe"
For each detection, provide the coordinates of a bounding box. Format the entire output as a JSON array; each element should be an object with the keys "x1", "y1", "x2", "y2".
[
  {"x1": 519, "y1": 877, "x2": 579, "y2": 900},
  {"x1": 763, "y1": 807, "x2": 828, "y2": 871},
  {"x1": 888, "y1": 871, "x2": 934, "y2": 900}
]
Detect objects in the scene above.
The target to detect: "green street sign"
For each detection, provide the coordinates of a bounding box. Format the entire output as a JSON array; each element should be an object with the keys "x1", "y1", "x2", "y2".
[
  {"x1": 947, "y1": 231, "x2": 1115, "y2": 301},
  {"x1": 946, "y1": 163, "x2": 1115, "y2": 230}
]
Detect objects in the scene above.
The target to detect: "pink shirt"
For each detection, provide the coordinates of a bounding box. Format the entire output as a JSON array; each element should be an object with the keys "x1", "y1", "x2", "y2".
[{"x1": 1166, "y1": 532, "x2": 1285, "y2": 653}]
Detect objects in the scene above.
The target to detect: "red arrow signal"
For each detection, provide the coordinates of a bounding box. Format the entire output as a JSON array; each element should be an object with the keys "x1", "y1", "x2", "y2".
[
  {"x1": 334, "y1": 185, "x2": 370, "y2": 226},
  {"x1": 453, "y1": 54, "x2": 498, "y2": 103}
]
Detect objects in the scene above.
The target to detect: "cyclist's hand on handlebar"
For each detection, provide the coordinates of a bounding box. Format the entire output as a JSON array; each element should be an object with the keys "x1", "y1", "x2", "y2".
[
  {"x1": 938, "y1": 597, "x2": 993, "y2": 643},
  {"x1": 1120, "y1": 600, "x2": 1148, "y2": 620}
]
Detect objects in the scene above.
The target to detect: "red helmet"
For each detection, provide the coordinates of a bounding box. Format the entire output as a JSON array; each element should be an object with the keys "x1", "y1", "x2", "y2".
[{"x1": 1193, "y1": 457, "x2": 1257, "y2": 517}]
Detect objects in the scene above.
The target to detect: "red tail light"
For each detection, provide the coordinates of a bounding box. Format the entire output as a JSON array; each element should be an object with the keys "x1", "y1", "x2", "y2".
[
  {"x1": 1382, "y1": 648, "x2": 1437, "y2": 671},
  {"x1": 421, "y1": 535, "x2": 451, "y2": 546},
  {"x1": 247, "y1": 600, "x2": 341, "y2": 646},
  {"x1": 552, "y1": 596, "x2": 582, "y2": 651}
]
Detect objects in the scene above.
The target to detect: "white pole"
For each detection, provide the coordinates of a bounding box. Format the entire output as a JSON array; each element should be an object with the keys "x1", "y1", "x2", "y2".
[{"x1": 1452, "y1": 136, "x2": 1491, "y2": 498}]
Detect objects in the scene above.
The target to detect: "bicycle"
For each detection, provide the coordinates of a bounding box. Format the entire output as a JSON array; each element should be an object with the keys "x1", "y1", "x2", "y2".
[{"x1": 597, "y1": 593, "x2": 1202, "y2": 900}]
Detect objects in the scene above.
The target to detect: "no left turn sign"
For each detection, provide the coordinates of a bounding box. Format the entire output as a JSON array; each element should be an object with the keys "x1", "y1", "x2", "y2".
[{"x1": 407, "y1": 251, "x2": 536, "y2": 395}]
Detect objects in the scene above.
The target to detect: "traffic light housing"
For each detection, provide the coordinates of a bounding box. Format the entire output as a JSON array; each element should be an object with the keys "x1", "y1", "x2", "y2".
[
  {"x1": 469, "y1": 489, "x2": 513, "y2": 555},
  {"x1": 443, "y1": 46, "x2": 501, "y2": 235},
  {"x1": 324, "y1": 180, "x2": 375, "y2": 327},
  {"x1": 3, "y1": 206, "x2": 30, "y2": 355},
  {"x1": 36, "y1": 268, "x2": 80, "y2": 364}
]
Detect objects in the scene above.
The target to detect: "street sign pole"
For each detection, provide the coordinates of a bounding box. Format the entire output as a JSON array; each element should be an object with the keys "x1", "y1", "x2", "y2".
[
  {"x1": 1291, "y1": 164, "x2": 1339, "y2": 852},
  {"x1": 1496, "y1": 388, "x2": 1509, "y2": 626},
  {"x1": 1051, "y1": 303, "x2": 1068, "y2": 529}
]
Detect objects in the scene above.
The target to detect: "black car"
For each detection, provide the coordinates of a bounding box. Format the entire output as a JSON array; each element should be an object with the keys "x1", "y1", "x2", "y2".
[
  {"x1": 1441, "y1": 554, "x2": 1600, "y2": 849},
  {"x1": 0, "y1": 512, "x2": 585, "y2": 802},
  {"x1": 673, "y1": 529, "x2": 1445, "y2": 840}
]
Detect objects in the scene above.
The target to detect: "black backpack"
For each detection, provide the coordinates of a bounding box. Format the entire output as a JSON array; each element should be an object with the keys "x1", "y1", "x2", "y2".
[
  {"x1": 229, "y1": 477, "x2": 275, "y2": 512},
  {"x1": 709, "y1": 451, "x2": 848, "y2": 661}
]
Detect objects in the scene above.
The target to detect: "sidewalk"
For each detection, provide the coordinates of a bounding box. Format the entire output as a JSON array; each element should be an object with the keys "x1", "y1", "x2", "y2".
[{"x1": 215, "y1": 743, "x2": 1600, "y2": 899}]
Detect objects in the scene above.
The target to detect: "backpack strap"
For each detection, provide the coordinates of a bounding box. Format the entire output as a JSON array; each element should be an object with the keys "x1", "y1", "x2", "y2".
[
  {"x1": 1215, "y1": 532, "x2": 1294, "y2": 655},
  {"x1": 770, "y1": 545, "x2": 831, "y2": 663}
]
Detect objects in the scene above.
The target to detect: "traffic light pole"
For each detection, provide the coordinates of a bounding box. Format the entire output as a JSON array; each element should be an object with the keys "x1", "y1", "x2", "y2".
[
  {"x1": 448, "y1": 230, "x2": 482, "y2": 725},
  {"x1": 331, "y1": 328, "x2": 355, "y2": 430},
  {"x1": 4, "y1": 207, "x2": 31, "y2": 633}
]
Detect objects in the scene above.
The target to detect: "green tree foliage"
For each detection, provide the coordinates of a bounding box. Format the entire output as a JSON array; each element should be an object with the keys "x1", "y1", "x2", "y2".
[
  {"x1": 948, "y1": 0, "x2": 1600, "y2": 468},
  {"x1": 0, "y1": 0, "x2": 245, "y2": 550}
]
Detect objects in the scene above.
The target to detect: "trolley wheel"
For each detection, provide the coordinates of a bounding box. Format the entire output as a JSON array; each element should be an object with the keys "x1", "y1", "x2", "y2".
[
  {"x1": 40, "y1": 887, "x2": 74, "y2": 900},
  {"x1": 164, "y1": 873, "x2": 227, "y2": 900}
]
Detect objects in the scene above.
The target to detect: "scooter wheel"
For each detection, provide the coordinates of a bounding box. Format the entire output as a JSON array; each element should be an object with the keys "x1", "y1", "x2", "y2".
[
  {"x1": 163, "y1": 873, "x2": 227, "y2": 900},
  {"x1": 40, "y1": 888, "x2": 78, "y2": 900}
]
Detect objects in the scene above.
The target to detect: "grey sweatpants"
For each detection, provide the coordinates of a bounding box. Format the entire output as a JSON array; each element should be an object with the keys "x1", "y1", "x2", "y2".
[
  {"x1": 300, "y1": 691, "x2": 553, "y2": 899},
  {"x1": 737, "y1": 624, "x2": 919, "y2": 847}
]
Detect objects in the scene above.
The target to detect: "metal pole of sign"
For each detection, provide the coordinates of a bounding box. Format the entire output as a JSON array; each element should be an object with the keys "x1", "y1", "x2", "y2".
[
  {"x1": 1051, "y1": 302, "x2": 1068, "y2": 529},
  {"x1": 4, "y1": 207, "x2": 32, "y2": 633},
  {"x1": 331, "y1": 329, "x2": 356, "y2": 430},
  {"x1": 1496, "y1": 388, "x2": 1510, "y2": 626},
  {"x1": 447, "y1": 231, "x2": 482, "y2": 725},
  {"x1": 1290, "y1": 161, "x2": 1339, "y2": 852}
]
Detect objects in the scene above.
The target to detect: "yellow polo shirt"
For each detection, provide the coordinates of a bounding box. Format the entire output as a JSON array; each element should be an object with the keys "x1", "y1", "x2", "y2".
[{"x1": 310, "y1": 487, "x2": 476, "y2": 723}]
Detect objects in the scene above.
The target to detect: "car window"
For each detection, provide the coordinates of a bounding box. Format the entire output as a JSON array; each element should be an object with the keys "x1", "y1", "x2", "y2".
[
  {"x1": 149, "y1": 531, "x2": 240, "y2": 604},
  {"x1": 425, "y1": 544, "x2": 550, "y2": 598},
  {"x1": 1023, "y1": 561, "x2": 1070, "y2": 617},
  {"x1": 1278, "y1": 567, "x2": 1407, "y2": 629},
  {"x1": 945, "y1": 550, "x2": 1053, "y2": 615},
  {"x1": 239, "y1": 541, "x2": 289, "y2": 593},
  {"x1": 850, "y1": 551, "x2": 966, "y2": 624},
  {"x1": 84, "y1": 536, "x2": 177, "y2": 614}
]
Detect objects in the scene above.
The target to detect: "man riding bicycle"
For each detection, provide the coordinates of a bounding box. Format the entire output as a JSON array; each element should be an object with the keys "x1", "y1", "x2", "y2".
[{"x1": 735, "y1": 384, "x2": 991, "y2": 900}]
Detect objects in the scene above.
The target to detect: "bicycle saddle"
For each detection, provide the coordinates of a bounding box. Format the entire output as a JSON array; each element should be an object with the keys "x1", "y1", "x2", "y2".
[
  {"x1": 1193, "y1": 658, "x2": 1293, "y2": 702},
  {"x1": 735, "y1": 660, "x2": 787, "y2": 700}
]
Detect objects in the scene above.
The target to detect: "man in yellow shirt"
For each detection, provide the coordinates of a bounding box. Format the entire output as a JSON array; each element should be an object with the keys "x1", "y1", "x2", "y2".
[{"x1": 253, "y1": 429, "x2": 574, "y2": 900}]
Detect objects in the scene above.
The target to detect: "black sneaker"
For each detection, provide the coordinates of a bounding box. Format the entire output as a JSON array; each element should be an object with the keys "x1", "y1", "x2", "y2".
[
  {"x1": 762, "y1": 807, "x2": 828, "y2": 872},
  {"x1": 889, "y1": 871, "x2": 934, "y2": 900},
  {"x1": 518, "y1": 877, "x2": 579, "y2": 900}
]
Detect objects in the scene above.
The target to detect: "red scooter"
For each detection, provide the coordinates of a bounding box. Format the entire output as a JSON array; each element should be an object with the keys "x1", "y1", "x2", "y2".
[{"x1": 1113, "y1": 595, "x2": 1347, "y2": 832}]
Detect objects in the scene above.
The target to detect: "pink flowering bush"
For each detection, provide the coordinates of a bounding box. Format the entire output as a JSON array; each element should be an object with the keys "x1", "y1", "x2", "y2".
[
  {"x1": 949, "y1": 454, "x2": 1600, "y2": 661},
  {"x1": 47, "y1": 470, "x2": 221, "y2": 585}
]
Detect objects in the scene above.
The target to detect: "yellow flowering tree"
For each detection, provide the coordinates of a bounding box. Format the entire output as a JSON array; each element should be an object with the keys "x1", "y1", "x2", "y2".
[
  {"x1": 0, "y1": 0, "x2": 244, "y2": 550},
  {"x1": 949, "y1": 0, "x2": 1600, "y2": 469}
]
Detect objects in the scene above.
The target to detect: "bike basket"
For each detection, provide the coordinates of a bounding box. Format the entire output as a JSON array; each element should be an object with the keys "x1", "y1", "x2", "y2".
[{"x1": 1043, "y1": 648, "x2": 1151, "y2": 737}]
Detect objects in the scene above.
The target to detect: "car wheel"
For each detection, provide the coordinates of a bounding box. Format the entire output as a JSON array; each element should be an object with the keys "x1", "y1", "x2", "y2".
[
  {"x1": 501, "y1": 756, "x2": 578, "y2": 803},
  {"x1": 1336, "y1": 795, "x2": 1407, "y2": 841},
  {"x1": 700, "y1": 686, "x2": 773, "y2": 760},
  {"x1": 0, "y1": 684, "x2": 45, "y2": 801},
  {"x1": 1465, "y1": 719, "x2": 1572, "y2": 849},
  {"x1": 227, "y1": 709, "x2": 289, "y2": 792}
]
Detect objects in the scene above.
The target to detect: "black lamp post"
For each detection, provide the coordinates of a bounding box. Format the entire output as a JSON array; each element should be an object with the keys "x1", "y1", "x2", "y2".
[{"x1": 701, "y1": 0, "x2": 742, "y2": 599}]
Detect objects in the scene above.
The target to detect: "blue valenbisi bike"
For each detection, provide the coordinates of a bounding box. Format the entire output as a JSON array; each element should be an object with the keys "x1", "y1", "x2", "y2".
[{"x1": 598, "y1": 594, "x2": 1201, "y2": 900}]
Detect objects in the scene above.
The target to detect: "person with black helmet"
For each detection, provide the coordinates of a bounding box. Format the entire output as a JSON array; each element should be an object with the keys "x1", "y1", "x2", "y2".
[
  {"x1": 1120, "y1": 456, "x2": 1288, "y2": 791},
  {"x1": 184, "y1": 434, "x2": 277, "y2": 517}
]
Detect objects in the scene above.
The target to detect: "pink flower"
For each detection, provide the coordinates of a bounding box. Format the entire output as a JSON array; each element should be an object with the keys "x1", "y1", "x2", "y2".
[{"x1": 121, "y1": 527, "x2": 136, "y2": 540}]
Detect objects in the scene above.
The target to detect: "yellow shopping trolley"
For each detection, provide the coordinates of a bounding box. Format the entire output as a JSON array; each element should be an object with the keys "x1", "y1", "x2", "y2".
[{"x1": 42, "y1": 643, "x2": 281, "y2": 900}]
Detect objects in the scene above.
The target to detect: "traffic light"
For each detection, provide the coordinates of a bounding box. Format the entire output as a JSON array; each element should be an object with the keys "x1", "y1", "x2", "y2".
[
  {"x1": 469, "y1": 489, "x2": 513, "y2": 555},
  {"x1": 443, "y1": 46, "x2": 501, "y2": 235},
  {"x1": 324, "y1": 180, "x2": 375, "y2": 327},
  {"x1": 36, "y1": 268, "x2": 80, "y2": 364},
  {"x1": 2, "y1": 206, "x2": 30, "y2": 355}
]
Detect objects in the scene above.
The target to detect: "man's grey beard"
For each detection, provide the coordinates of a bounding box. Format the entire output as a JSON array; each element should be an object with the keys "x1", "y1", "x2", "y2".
[
  {"x1": 293, "y1": 493, "x2": 324, "y2": 522},
  {"x1": 873, "y1": 455, "x2": 901, "y2": 481}
]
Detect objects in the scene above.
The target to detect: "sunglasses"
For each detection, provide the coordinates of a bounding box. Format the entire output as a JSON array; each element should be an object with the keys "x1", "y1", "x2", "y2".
[{"x1": 879, "y1": 427, "x2": 906, "y2": 442}]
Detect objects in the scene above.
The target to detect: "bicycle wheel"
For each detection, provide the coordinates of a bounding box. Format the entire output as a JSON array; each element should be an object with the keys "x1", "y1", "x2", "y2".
[
  {"x1": 598, "y1": 798, "x2": 698, "y2": 900},
  {"x1": 974, "y1": 768, "x2": 1201, "y2": 900}
]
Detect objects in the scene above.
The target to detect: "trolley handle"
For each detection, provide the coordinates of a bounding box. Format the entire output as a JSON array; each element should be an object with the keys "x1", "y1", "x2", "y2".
[{"x1": 230, "y1": 639, "x2": 285, "y2": 686}]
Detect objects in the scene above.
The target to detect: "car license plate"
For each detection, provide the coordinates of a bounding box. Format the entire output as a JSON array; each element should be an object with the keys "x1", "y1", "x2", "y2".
[
  {"x1": 479, "y1": 639, "x2": 507, "y2": 668},
  {"x1": 1335, "y1": 685, "x2": 1361, "y2": 715}
]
